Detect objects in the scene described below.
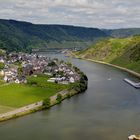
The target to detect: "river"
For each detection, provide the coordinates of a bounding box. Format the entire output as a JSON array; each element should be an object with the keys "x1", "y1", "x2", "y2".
[{"x1": 0, "y1": 53, "x2": 140, "y2": 140}]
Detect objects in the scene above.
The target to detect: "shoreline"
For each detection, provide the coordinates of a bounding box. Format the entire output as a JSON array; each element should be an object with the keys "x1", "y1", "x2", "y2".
[
  {"x1": 0, "y1": 86, "x2": 87, "y2": 122},
  {"x1": 83, "y1": 58, "x2": 140, "y2": 79},
  {"x1": 68, "y1": 52, "x2": 140, "y2": 79},
  {"x1": 0, "y1": 90, "x2": 70, "y2": 122}
]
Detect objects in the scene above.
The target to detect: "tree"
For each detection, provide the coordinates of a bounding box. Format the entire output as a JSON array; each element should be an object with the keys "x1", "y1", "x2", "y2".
[
  {"x1": 0, "y1": 62, "x2": 4, "y2": 70},
  {"x1": 18, "y1": 67, "x2": 23, "y2": 76},
  {"x1": 48, "y1": 61, "x2": 56, "y2": 67},
  {"x1": 56, "y1": 94, "x2": 62, "y2": 103},
  {"x1": 67, "y1": 62, "x2": 72, "y2": 68},
  {"x1": 43, "y1": 98, "x2": 51, "y2": 108}
]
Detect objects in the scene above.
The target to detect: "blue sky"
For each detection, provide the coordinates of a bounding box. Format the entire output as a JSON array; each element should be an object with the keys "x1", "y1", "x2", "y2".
[{"x1": 0, "y1": 0, "x2": 140, "y2": 29}]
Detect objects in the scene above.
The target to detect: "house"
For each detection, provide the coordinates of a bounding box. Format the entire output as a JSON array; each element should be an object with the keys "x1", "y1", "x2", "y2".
[
  {"x1": 69, "y1": 71, "x2": 74, "y2": 75},
  {"x1": 15, "y1": 79, "x2": 20, "y2": 84},
  {"x1": 0, "y1": 58, "x2": 4, "y2": 63},
  {"x1": 15, "y1": 76, "x2": 27, "y2": 84},
  {"x1": 47, "y1": 78, "x2": 56, "y2": 82},
  {"x1": 69, "y1": 77, "x2": 75, "y2": 83},
  {"x1": 0, "y1": 70, "x2": 4, "y2": 76},
  {"x1": 4, "y1": 76, "x2": 8, "y2": 82},
  {"x1": 23, "y1": 63, "x2": 33, "y2": 75},
  {"x1": 3, "y1": 74, "x2": 14, "y2": 83}
]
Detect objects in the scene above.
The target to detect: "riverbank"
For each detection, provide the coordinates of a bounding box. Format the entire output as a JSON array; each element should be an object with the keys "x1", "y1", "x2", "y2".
[
  {"x1": 84, "y1": 58, "x2": 140, "y2": 79},
  {"x1": 68, "y1": 52, "x2": 140, "y2": 79},
  {"x1": 0, "y1": 89, "x2": 76, "y2": 122},
  {"x1": 0, "y1": 73, "x2": 88, "y2": 122}
]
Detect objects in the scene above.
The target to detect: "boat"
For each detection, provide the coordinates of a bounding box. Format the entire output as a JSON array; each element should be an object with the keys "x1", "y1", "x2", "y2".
[
  {"x1": 124, "y1": 78, "x2": 140, "y2": 89},
  {"x1": 128, "y1": 135, "x2": 140, "y2": 140}
]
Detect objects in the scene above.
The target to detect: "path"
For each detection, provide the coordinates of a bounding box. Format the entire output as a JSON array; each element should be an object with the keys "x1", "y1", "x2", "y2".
[{"x1": 0, "y1": 90, "x2": 69, "y2": 121}]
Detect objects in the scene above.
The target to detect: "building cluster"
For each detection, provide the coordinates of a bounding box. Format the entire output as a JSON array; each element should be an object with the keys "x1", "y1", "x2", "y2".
[{"x1": 0, "y1": 52, "x2": 80, "y2": 84}]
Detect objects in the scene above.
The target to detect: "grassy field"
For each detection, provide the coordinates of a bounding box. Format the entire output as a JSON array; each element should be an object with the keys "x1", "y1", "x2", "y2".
[
  {"x1": 0, "y1": 79, "x2": 5, "y2": 86},
  {"x1": 0, "y1": 105, "x2": 15, "y2": 113},
  {"x1": 27, "y1": 74, "x2": 69, "y2": 90},
  {"x1": 0, "y1": 75, "x2": 69, "y2": 113}
]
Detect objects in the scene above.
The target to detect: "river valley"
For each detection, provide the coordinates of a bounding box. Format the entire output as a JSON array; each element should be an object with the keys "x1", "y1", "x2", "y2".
[{"x1": 0, "y1": 53, "x2": 140, "y2": 140}]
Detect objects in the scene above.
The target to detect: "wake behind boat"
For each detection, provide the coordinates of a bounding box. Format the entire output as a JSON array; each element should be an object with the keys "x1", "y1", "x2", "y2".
[{"x1": 124, "y1": 78, "x2": 140, "y2": 89}]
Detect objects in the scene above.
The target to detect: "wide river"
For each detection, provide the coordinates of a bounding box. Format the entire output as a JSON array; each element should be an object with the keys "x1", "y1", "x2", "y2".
[{"x1": 0, "y1": 53, "x2": 140, "y2": 140}]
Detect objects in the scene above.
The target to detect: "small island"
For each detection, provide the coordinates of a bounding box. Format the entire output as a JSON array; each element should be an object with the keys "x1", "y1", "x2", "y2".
[{"x1": 0, "y1": 49, "x2": 88, "y2": 122}]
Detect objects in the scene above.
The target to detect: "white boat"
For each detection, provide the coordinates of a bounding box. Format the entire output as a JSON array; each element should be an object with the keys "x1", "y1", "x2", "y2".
[
  {"x1": 128, "y1": 135, "x2": 140, "y2": 140},
  {"x1": 124, "y1": 78, "x2": 140, "y2": 89}
]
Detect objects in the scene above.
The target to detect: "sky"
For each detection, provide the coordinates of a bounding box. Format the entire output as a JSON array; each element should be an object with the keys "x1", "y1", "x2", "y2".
[{"x1": 0, "y1": 0, "x2": 140, "y2": 29}]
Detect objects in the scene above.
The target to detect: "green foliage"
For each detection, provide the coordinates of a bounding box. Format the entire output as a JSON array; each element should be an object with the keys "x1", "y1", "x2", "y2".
[
  {"x1": 104, "y1": 28, "x2": 140, "y2": 38},
  {"x1": 67, "y1": 62, "x2": 73, "y2": 68},
  {"x1": 56, "y1": 94, "x2": 62, "y2": 103},
  {"x1": 0, "y1": 62, "x2": 4, "y2": 70},
  {"x1": 69, "y1": 71, "x2": 88, "y2": 93},
  {"x1": 0, "y1": 83, "x2": 65, "y2": 108},
  {"x1": 0, "y1": 49, "x2": 6, "y2": 56},
  {"x1": 48, "y1": 61, "x2": 56, "y2": 67},
  {"x1": 27, "y1": 74, "x2": 69, "y2": 91},
  {"x1": 0, "y1": 80, "x2": 5, "y2": 85},
  {"x1": 17, "y1": 67, "x2": 23, "y2": 76},
  {"x1": 78, "y1": 35, "x2": 140, "y2": 73},
  {"x1": 0, "y1": 19, "x2": 108, "y2": 52},
  {"x1": 43, "y1": 98, "x2": 51, "y2": 108}
]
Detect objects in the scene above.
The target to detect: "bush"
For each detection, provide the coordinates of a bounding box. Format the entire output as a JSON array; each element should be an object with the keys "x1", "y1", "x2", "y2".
[
  {"x1": 43, "y1": 98, "x2": 51, "y2": 108},
  {"x1": 0, "y1": 62, "x2": 4, "y2": 70},
  {"x1": 56, "y1": 94, "x2": 62, "y2": 103}
]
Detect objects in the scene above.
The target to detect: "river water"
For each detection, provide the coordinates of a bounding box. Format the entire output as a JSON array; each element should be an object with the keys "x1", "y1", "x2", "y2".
[{"x1": 0, "y1": 53, "x2": 140, "y2": 140}]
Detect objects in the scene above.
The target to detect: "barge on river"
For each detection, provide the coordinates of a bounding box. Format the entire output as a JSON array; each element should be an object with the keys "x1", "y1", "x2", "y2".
[
  {"x1": 128, "y1": 135, "x2": 140, "y2": 140},
  {"x1": 124, "y1": 78, "x2": 140, "y2": 89}
]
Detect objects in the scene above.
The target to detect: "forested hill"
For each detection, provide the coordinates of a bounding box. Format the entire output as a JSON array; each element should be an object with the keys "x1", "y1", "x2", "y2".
[
  {"x1": 0, "y1": 19, "x2": 140, "y2": 52},
  {"x1": 76, "y1": 35, "x2": 140, "y2": 73},
  {"x1": 103, "y1": 28, "x2": 140, "y2": 38},
  {"x1": 0, "y1": 19, "x2": 107, "y2": 52}
]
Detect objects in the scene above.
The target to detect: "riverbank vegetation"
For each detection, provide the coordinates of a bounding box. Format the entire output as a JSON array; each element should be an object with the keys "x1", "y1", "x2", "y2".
[
  {"x1": 42, "y1": 67, "x2": 88, "y2": 109},
  {"x1": 75, "y1": 35, "x2": 140, "y2": 73}
]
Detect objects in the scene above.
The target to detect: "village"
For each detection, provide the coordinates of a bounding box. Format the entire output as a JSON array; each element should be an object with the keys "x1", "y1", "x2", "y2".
[{"x1": 0, "y1": 52, "x2": 81, "y2": 85}]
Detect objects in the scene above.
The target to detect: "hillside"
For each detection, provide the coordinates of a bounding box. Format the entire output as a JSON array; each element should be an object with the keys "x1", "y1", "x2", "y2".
[
  {"x1": 76, "y1": 35, "x2": 140, "y2": 73},
  {"x1": 0, "y1": 19, "x2": 107, "y2": 52},
  {"x1": 103, "y1": 28, "x2": 140, "y2": 38}
]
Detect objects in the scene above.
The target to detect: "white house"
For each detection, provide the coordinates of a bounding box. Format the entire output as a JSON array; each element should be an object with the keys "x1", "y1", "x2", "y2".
[
  {"x1": 0, "y1": 70, "x2": 4, "y2": 76},
  {"x1": 0, "y1": 58, "x2": 4, "y2": 63},
  {"x1": 69, "y1": 77, "x2": 75, "y2": 83},
  {"x1": 4, "y1": 76, "x2": 8, "y2": 82},
  {"x1": 69, "y1": 71, "x2": 74, "y2": 75},
  {"x1": 15, "y1": 79, "x2": 20, "y2": 84}
]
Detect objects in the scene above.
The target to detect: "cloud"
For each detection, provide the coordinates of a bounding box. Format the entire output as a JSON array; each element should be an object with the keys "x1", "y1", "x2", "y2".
[{"x1": 0, "y1": 0, "x2": 139, "y2": 28}]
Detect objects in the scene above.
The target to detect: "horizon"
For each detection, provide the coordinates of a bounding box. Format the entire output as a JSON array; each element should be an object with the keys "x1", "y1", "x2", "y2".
[
  {"x1": 1, "y1": 18, "x2": 140, "y2": 30},
  {"x1": 0, "y1": 0, "x2": 140, "y2": 29}
]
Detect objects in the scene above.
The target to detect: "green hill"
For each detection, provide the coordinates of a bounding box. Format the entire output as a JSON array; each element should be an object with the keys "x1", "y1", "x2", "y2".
[
  {"x1": 103, "y1": 28, "x2": 140, "y2": 38},
  {"x1": 76, "y1": 35, "x2": 140, "y2": 73},
  {"x1": 0, "y1": 19, "x2": 107, "y2": 52}
]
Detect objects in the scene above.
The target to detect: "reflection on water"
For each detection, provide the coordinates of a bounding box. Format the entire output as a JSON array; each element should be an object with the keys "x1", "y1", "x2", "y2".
[{"x1": 0, "y1": 53, "x2": 140, "y2": 140}]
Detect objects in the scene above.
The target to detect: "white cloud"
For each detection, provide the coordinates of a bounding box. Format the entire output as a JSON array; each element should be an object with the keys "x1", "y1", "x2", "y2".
[{"x1": 0, "y1": 0, "x2": 139, "y2": 28}]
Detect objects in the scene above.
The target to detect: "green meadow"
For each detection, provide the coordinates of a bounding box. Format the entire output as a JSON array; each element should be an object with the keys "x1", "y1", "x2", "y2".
[{"x1": 0, "y1": 75, "x2": 69, "y2": 113}]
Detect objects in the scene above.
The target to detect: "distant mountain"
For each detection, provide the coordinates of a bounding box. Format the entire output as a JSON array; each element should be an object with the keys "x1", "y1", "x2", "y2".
[
  {"x1": 0, "y1": 19, "x2": 107, "y2": 52},
  {"x1": 103, "y1": 28, "x2": 140, "y2": 38},
  {"x1": 76, "y1": 35, "x2": 140, "y2": 73}
]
